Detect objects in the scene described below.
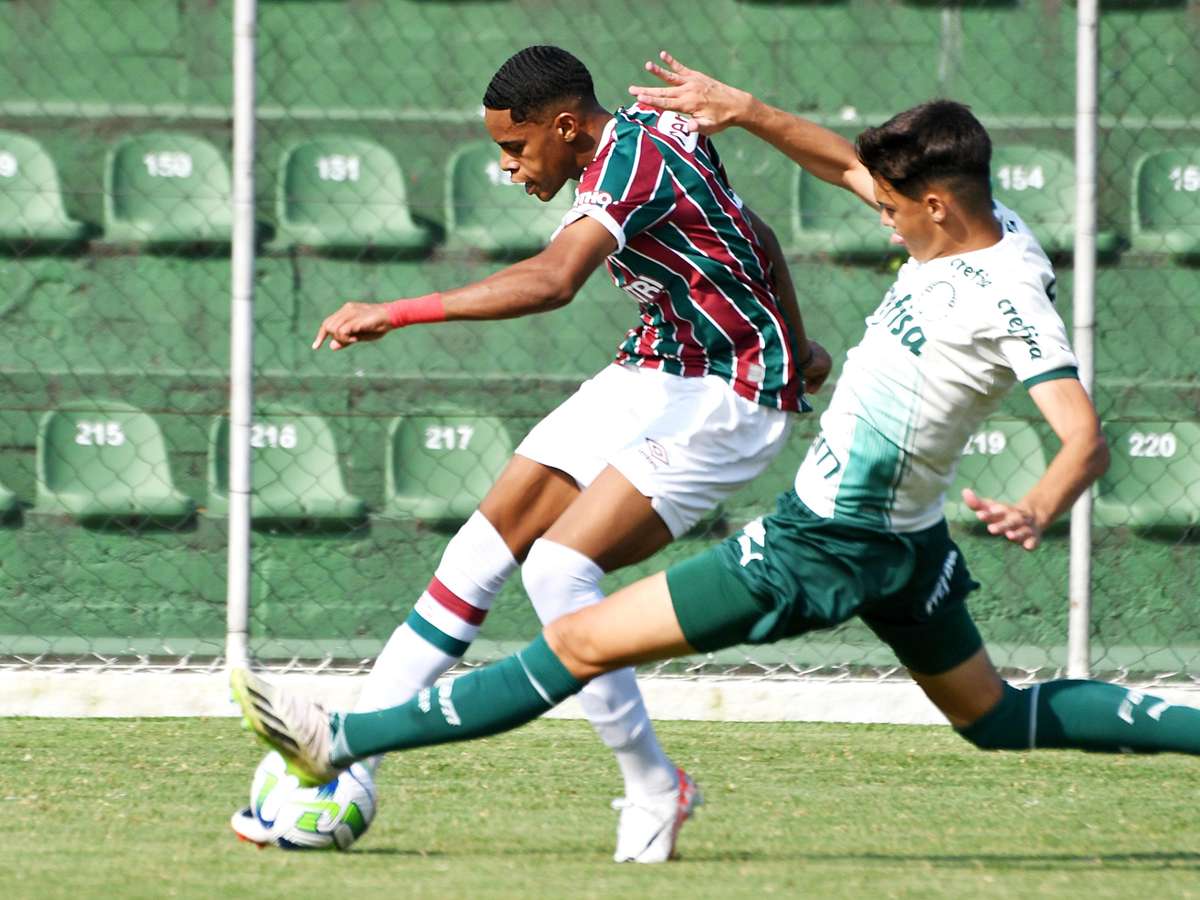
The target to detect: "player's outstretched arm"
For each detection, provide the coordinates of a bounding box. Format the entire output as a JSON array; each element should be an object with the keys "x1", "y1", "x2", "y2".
[
  {"x1": 629, "y1": 50, "x2": 875, "y2": 207},
  {"x1": 312, "y1": 217, "x2": 617, "y2": 350},
  {"x1": 743, "y1": 206, "x2": 832, "y2": 394},
  {"x1": 963, "y1": 378, "x2": 1109, "y2": 550}
]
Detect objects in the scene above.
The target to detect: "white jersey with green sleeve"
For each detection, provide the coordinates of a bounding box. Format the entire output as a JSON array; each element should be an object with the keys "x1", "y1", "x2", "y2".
[{"x1": 794, "y1": 201, "x2": 1079, "y2": 532}]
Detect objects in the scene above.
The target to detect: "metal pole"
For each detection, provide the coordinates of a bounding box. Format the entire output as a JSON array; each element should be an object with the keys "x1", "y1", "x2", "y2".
[
  {"x1": 1067, "y1": 0, "x2": 1099, "y2": 679},
  {"x1": 226, "y1": 0, "x2": 257, "y2": 673}
]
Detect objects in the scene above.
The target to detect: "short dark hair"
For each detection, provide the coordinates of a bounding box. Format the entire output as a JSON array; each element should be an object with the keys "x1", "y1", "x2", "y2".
[
  {"x1": 855, "y1": 100, "x2": 992, "y2": 211},
  {"x1": 483, "y1": 45, "x2": 597, "y2": 123}
]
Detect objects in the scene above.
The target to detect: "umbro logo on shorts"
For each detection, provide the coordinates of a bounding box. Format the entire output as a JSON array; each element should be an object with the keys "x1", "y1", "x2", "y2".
[{"x1": 639, "y1": 438, "x2": 670, "y2": 469}]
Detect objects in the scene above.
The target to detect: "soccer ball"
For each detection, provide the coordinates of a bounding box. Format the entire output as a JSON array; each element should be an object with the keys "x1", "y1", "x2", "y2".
[{"x1": 243, "y1": 750, "x2": 376, "y2": 850}]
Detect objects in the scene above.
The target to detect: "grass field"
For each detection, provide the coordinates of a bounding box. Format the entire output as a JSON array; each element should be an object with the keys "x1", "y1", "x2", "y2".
[{"x1": 4, "y1": 718, "x2": 1199, "y2": 899}]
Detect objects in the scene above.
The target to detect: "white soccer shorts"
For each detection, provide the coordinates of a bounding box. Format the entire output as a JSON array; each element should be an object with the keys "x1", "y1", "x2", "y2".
[{"x1": 515, "y1": 363, "x2": 793, "y2": 538}]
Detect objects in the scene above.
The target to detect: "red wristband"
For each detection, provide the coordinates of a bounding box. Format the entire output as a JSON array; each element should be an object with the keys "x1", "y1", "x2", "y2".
[{"x1": 384, "y1": 293, "x2": 446, "y2": 328}]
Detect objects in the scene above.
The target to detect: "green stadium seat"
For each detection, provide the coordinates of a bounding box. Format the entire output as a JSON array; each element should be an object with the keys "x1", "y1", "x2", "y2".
[
  {"x1": 791, "y1": 168, "x2": 900, "y2": 260},
  {"x1": 104, "y1": 132, "x2": 233, "y2": 245},
  {"x1": 0, "y1": 480, "x2": 18, "y2": 519},
  {"x1": 0, "y1": 131, "x2": 89, "y2": 246},
  {"x1": 383, "y1": 415, "x2": 513, "y2": 522},
  {"x1": 1095, "y1": 421, "x2": 1200, "y2": 532},
  {"x1": 945, "y1": 420, "x2": 1049, "y2": 526},
  {"x1": 35, "y1": 402, "x2": 195, "y2": 525},
  {"x1": 275, "y1": 137, "x2": 433, "y2": 254},
  {"x1": 1130, "y1": 149, "x2": 1200, "y2": 258},
  {"x1": 207, "y1": 412, "x2": 366, "y2": 526},
  {"x1": 445, "y1": 141, "x2": 572, "y2": 257},
  {"x1": 990, "y1": 145, "x2": 1118, "y2": 256}
]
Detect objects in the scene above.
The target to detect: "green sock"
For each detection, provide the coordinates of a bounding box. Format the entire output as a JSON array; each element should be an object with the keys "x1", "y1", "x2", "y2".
[
  {"x1": 330, "y1": 634, "x2": 584, "y2": 765},
  {"x1": 961, "y1": 680, "x2": 1200, "y2": 753}
]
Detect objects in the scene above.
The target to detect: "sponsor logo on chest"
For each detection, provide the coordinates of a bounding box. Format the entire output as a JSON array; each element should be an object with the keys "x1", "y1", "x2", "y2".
[
  {"x1": 622, "y1": 275, "x2": 666, "y2": 303},
  {"x1": 868, "y1": 287, "x2": 928, "y2": 357},
  {"x1": 574, "y1": 189, "x2": 613, "y2": 210}
]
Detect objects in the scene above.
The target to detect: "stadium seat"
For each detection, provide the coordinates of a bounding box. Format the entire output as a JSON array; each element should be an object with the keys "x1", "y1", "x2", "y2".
[
  {"x1": 0, "y1": 131, "x2": 89, "y2": 246},
  {"x1": 990, "y1": 145, "x2": 1118, "y2": 256},
  {"x1": 1130, "y1": 149, "x2": 1200, "y2": 258},
  {"x1": 35, "y1": 402, "x2": 195, "y2": 525},
  {"x1": 945, "y1": 420, "x2": 1049, "y2": 526},
  {"x1": 791, "y1": 168, "x2": 900, "y2": 260},
  {"x1": 445, "y1": 141, "x2": 572, "y2": 257},
  {"x1": 383, "y1": 415, "x2": 513, "y2": 522},
  {"x1": 275, "y1": 137, "x2": 433, "y2": 254},
  {"x1": 207, "y1": 412, "x2": 366, "y2": 526},
  {"x1": 1095, "y1": 421, "x2": 1200, "y2": 533},
  {"x1": 104, "y1": 132, "x2": 233, "y2": 245},
  {"x1": 0, "y1": 480, "x2": 17, "y2": 519}
]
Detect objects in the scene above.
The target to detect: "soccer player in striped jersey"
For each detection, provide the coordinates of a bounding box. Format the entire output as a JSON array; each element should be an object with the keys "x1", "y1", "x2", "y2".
[
  {"x1": 240, "y1": 46, "x2": 829, "y2": 862},
  {"x1": 233, "y1": 55, "x2": 1200, "y2": 853}
]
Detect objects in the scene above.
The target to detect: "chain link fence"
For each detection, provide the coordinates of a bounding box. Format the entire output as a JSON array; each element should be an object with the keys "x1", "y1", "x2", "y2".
[{"x1": 0, "y1": 0, "x2": 1197, "y2": 686}]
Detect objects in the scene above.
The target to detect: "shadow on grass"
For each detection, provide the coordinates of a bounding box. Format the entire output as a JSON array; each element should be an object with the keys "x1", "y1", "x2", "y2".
[
  {"x1": 676, "y1": 849, "x2": 1200, "y2": 870},
  {"x1": 345, "y1": 845, "x2": 1200, "y2": 869}
]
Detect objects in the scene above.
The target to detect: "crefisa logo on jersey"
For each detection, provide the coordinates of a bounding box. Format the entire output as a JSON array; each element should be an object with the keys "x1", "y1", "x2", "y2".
[{"x1": 997, "y1": 298, "x2": 1043, "y2": 358}]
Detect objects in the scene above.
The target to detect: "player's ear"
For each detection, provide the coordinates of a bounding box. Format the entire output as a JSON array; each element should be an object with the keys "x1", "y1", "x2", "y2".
[
  {"x1": 925, "y1": 192, "x2": 948, "y2": 224},
  {"x1": 553, "y1": 110, "x2": 580, "y2": 143}
]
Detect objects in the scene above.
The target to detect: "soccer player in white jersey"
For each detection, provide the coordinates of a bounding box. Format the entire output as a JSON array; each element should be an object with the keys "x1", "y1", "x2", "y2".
[
  {"x1": 233, "y1": 56, "x2": 1200, "y2": 857},
  {"x1": 232, "y1": 47, "x2": 832, "y2": 862}
]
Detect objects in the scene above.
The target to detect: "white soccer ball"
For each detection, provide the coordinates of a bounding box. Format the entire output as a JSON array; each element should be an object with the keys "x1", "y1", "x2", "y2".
[{"x1": 249, "y1": 750, "x2": 376, "y2": 850}]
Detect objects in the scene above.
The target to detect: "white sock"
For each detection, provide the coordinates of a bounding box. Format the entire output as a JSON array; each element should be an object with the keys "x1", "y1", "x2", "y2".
[
  {"x1": 523, "y1": 539, "x2": 678, "y2": 800},
  {"x1": 356, "y1": 511, "x2": 517, "y2": 713}
]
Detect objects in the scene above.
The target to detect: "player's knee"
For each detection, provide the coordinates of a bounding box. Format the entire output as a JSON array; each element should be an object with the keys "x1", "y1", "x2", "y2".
[
  {"x1": 955, "y1": 682, "x2": 1034, "y2": 751},
  {"x1": 544, "y1": 614, "x2": 605, "y2": 680},
  {"x1": 522, "y1": 539, "x2": 604, "y2": 625},
  {"x1": 521, "y1": 540, "x2": 562, "y2": 606}
]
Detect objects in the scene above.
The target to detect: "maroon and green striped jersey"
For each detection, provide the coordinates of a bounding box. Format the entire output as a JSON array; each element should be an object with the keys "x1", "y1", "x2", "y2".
[{"x1": 553, "y1": 105, "x2": 804, "y2": 412}]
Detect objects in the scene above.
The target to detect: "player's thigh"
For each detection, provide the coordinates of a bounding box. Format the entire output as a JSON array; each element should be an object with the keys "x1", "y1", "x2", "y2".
[
  {"x1": 477, "y1": 455, "x2": 580, "y2": 561},
  {"x1": 909, "y1": 647, "x2": 1006, "y2": 729},
  {"x1": 541, "y1": 465, "x2": 674, "y2": 572},
  {"x1": 546, "y1": 572, "x2": 695, "y2": 679},
  {"x1": 604, "y1": 375, "x2": 792, "y2": 541}
]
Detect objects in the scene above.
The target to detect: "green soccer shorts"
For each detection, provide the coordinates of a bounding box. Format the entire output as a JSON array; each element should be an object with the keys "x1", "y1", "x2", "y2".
[{"x1": 665, "y1": 490, "x2": 983, "y2": 675}]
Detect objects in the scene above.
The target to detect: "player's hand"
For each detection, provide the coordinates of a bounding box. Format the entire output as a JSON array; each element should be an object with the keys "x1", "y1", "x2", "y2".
[
  {"x1": 312, "y1": 302, "x2": 393, "y2": 351},
  {"x1": 800, "y1": 340, "x2": 833, "y2": 394},
  {"x1": 962, "y1": 488, "x2": 1043, "y2": 551},
  {"x1": 628, "y1": 50, "x2": 752, "y2": 135}
]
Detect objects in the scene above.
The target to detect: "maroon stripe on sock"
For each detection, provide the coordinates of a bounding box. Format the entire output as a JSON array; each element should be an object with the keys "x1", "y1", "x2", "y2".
[{"x1": 428, "y1": 577, "x2": 487, "y2": 626}]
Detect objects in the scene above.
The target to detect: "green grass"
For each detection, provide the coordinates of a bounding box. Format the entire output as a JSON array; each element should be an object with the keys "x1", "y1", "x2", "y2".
[{"x1": 3, "y1": 718, "x2": 1199, "y2": 899}]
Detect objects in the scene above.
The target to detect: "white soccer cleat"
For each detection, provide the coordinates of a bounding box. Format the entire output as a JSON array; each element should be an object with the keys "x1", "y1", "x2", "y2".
[
  {"x1": 611, "y1": 767, "x2": 702, "y2": 863},
  {"x1": 230, "y1": 806, "x2": 273, "y2": 846},
  {"x1": 230, "y1": 667, "x2": 342, "y2": 785}
]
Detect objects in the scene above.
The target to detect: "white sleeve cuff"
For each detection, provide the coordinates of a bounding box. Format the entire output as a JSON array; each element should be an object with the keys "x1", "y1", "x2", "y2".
[{"x1": 553, "y1": 205, "x2": 626, "y2": 253}]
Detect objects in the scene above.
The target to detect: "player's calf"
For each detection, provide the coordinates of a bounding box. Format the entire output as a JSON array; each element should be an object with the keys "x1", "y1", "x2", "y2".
[{"x1": 957, "y1": 679, "x2": 1200, "y2": 754}]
